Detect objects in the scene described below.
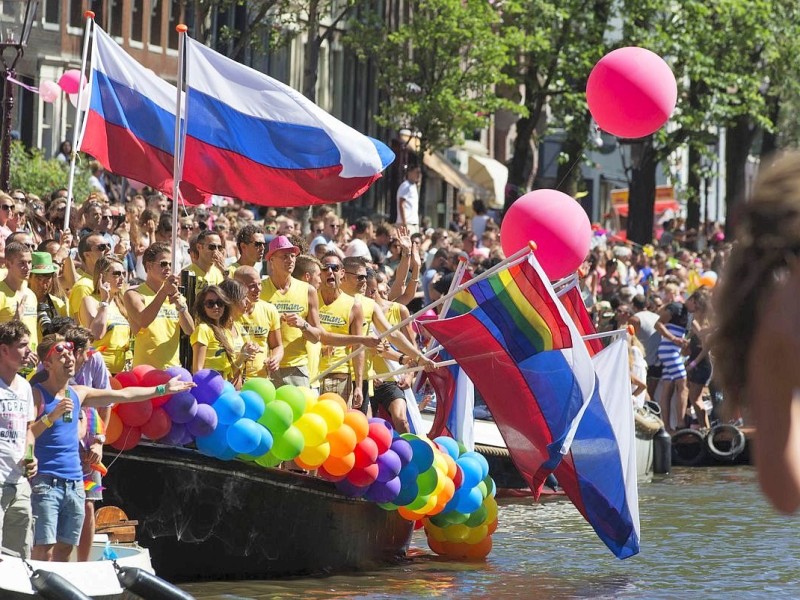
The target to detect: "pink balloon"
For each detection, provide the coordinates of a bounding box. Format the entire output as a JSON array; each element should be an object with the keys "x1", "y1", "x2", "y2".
[
  {"x1": 586, "y1": 47, "x2": 677, "y2": 139},
  {"x1": 39, "y1": 80, "x2": 60, "y2": 103},
  {"x1": 68, "y1": 92, "x2": 90, "y2": 111},
  {"x1": 58, "y1": 69, "x2": 87, "y2": 94},
  {"x1": 500, "y1": 189, "x2": 591, "y2": 280}
]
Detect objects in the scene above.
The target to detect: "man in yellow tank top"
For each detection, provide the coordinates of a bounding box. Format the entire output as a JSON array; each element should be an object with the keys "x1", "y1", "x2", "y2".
[
  {"x1": 291, "y1": 255, "x2": 323, "y2": 392},
  {"x1": 124, "y1": 243, "x2": 194, "y2": 369},
  {"x1": 229, "y1": 225, "x2": 266, "y2": 278},
  {"x1": 233, "y1": 265, "x2": 283, "y2": 378},
  {"x1": 0, "y1": 243, "x2": 39, "y2": 360},
  {"x1": 260, "y1": 236, "x2": 323, "y2": 388},
  {"x1": 184, "y1": 230, "x2": 225, "y2": 295},
  {"x1": 68, "y1": 233, "x2": 111, "y2": 318},
  {"x1": 317, "y1": 253, "x2": 382, "y2": 410},
  {"x1": 341, "y1": 257, "x2": 432, "y2": 423}
]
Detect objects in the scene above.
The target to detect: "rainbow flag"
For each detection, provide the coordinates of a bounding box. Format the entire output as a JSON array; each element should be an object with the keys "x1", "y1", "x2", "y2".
[{"x1": 423, "y1": 255, "x2": 596, "y2": 497}]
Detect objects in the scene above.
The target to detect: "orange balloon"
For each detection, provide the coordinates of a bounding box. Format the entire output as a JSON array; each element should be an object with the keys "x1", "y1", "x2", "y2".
[
  {"x1": 438, "y1": 477, "x2": 456, "y2": 504},
  {"x1": 327, "y1": 424, "x2": 357, "y2": 457},
  {"x1": 397, "y1": 506, "x2": 425, "y2": 522},
  {"x1": 110, "y1": 377, "x2": 123, "y2": 390},
  {"x1": 105, "y1": 412, "x2": 123, "y2": 444},
  {"x1": 463, "y1": 535, "x2": 492, "y2": 560},
  {"x1": 426, "y1": 536, "x2": 449, "y2": 556},
  {"x1": 343, "y1": 409, "x2": 369, "y2": 442},
  {"x1": 323, "y1": 452, "x2": 355, "y2": 476},
  {"x1": 443, "y1": 454, "x2": 457, "y2": 480},
  {"x1": 487, "y1": 518, "x2": 498, "y2": 535},
  {"x1": 318, "y1": 392, "x2": 348, "y2": 413}
]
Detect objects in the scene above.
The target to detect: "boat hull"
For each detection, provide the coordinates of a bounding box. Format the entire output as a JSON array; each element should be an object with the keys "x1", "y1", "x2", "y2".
[{"x1": 102, "y1": 444, "x2": 413, "y2": 582}]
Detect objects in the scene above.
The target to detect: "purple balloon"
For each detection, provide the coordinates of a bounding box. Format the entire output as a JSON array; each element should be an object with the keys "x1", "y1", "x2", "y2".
[
  {"x1": 161, "y1": 422, "x2": 189, "y2": 446},
  {"x1": 191, "y1": 369, "x2": 226, "y2": 405},
  {"x1": 376, "y1": 449, "x2": 402, "y2": 482},
  {"x1": 368, "y1": 417, "x2": 392, "y2": 431},
  {"x1": 390, "y1": 438, "x2": 413, "y2": 466},
  {"x1": 165, "y1": 366, "x2": 193, "y2": 383},
  {"x1": 186, "y1": 403, "x2": 218, "y2": 437},
  {"x1": 365, "y1": 476, "x2": 401, "y2": 503},
  {"x1": 164, "y1": 391, "x2": 198, "y2": 424},
  {"x1": 335, "y1": 478, "x2": 368, "y2": 498}
]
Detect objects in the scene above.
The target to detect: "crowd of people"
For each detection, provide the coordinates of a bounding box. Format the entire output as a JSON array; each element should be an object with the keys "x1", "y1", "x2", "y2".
[{"x1": 0, "y1": 161, "x2": 740, "y2": 561}]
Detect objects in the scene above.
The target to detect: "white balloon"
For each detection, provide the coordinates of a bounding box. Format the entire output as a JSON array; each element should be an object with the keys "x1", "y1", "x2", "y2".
[
  {"x1": 68, "y1": 91, "x2": 90, "y2": 111},
  {"x1": 39, "y1": 80, "x2": 61, "y2": 103}
]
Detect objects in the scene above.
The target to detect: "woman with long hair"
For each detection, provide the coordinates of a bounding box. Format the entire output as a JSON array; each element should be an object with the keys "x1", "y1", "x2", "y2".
[
  {"x1": 191, "y1": 283, "x2": 259, "y2": 386},
  {"x1": 654, "y1": 282, "x2": 690, "y2": 433},
  {"x1": 24, "y1": 196, "x2": 50, "y2": 245},
  {"x1": 78, "y1": 256, "x2": 131, "y2": 374},
  {"x1": 685, "y1": 287, "x2": 713, "y2": 430}
]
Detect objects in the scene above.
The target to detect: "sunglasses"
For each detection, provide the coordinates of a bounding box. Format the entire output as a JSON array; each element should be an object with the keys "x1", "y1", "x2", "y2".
[
  {"x1": 345, "y1": 271, "x2": 367, "y2": 281},
  {"x1": 108, "y1": 270, "x2": 126, "y2": 277},
  {"x1": 180, "y1": 224, "x2": 192, "y2": 230},
  {"x1": 0, "y1": 204, "x2": 12, "y2": 211},
  {"x1": 158, "y1": 260, "x2": 172, "y2": 269},
  {"x1": 265, "y1": 226, "x2": 277, "y2": 232},
  {"x1": 250, "y1": 241, "x2": 266, "y2": 248},
  {"x1": 45, "y1": 341, "x2": 74, "y2": 360},
  {"x1": 12, "y1": 196, "x2": 25, "y2": 201},
  {"x1": 205, "y1": 243, "x2": 223, "y2": 251},
  {"x1": 23, "y1": 243, "x2": 35, "y2": 250},
  {"x1": 322, "y1": 263, "x2": 341, "y2": 272},
  {"x1": 204, "y1": 299, "x2": 225, "y2": 309},
  {"x1": 94, "y1": 243, "x2": 111, "y2": 252},
  {"x1": 314, "y1": 229, "x2": 324, "y2": 234}
]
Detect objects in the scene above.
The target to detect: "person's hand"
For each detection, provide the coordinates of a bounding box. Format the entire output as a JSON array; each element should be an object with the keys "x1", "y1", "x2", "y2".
[
  {"x1": 146, "y1": 219, "x2": 157, "y2": 236},
  {"x1": 283, "y1": 312, "x2": 307, "y2": 330},
  {"x1": 87, "y1": 442, "x2": 103, "y2": 465},
  {"x1": 267, "y1": 354, "x2": 280, "y2": 373},
  {"x1": 397, "y1": 372, "x2": 412, "y2": 389},
  {"x1": 375, "y1": 339, "x2": 391, "y2": 354},
  {"x1": 161, "y1": 275, "x2": 180, "y2": 296},
  {"x1": 21, "y1": 455, "x2": 37, "y2": 479},
  {"x1": 49, "y1": 396, "x2": 74, "y2": 421},
  {"x1": 410, "y1": 241, "x2": 422, "y2": 270},
  {"x1": 397, "y1": 226, "x2": 412, "y2": 253},
  {"x1": 352, "y1": 386, "x2": 363, "y2": 409},
  {"x1": 361, "y1": 336, "x2": 381, "y2": 349},
  {"x1": 23, "y1": 349, "x2": 37, "y2": 368},
  {"x1": 164, "y1": 375, "x2": 196, "y2": 394},
  {"x1": 99, "y1": 281, "x2": 112, "y2": 303},
  {"x1": 239, "y1": 342, "x2": 260, "y2": 362},
  {"x1": 59, "y1": 229, "x2": 73, "y2": 249},
  {"x1": 419, "y1": 356, "x2": 436, "y2": 372},
  {"x1": 212, "y1": 250, "x2": 226, "y2": 272}
]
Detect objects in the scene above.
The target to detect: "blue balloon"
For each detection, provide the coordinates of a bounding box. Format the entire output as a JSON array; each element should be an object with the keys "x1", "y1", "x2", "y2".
[
  {"x1": 398, "y1": 463, "x2": 419, "y2": 486},
  {"x1": 212, "y1": 392, "x2": 246, "y2": 425},
  {"x1": 393, "y1": 481, "x2": 419, "y2": 506},
  {"x1": 253, "y1": 427, "x2": 274, "y2": 456},
  {"x1": 455, "y1": 486, "x2": 483, "y2": 514},
  {"x1": 226, "y1": 418, "x2": 262, "y2": 454},
  {"x1": 433, "y1": 436, "x2": 461, "y2": 460},
  {"x1": 240, "y1": 390, "x2": 265, "y2": 421},
  {"x1": 461, "y1": 451, "x2": 490, "y2": 479},
  {"x1": 222, "y1": 381, "x2": 236, "y2": 395},
  {"x1": 196, "y1": 425, "x2": 230, "y2": 458},
  {"x1": 390, "y1": 438, "x2": 413, "y2": 466},
  {"x1": 336, "y1": 478, "x2": 368, "y2": 498},
  {"x1": 456, "y1": 455, "x2": 483, "y2": 489}
]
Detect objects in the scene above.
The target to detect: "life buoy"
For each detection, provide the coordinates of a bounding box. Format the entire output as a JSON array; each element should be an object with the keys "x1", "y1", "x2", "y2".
[
  {"x1": 705, "y1": 424, "x2": 746, "y2": 462},
  {"x1": 671, "y1": 429, "x2": 707, "y2": 466}
]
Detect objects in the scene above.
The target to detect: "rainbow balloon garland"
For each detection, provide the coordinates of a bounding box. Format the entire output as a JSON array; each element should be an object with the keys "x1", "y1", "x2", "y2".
[{"x1": 106, "y1": 366, "x2": 497, "y2": 560}]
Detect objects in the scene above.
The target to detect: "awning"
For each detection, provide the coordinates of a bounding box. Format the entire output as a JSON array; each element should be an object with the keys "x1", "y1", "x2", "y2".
[
  {"x1": 467, "y1": 154, "x2": 508, "y2": 209},
  {"x1": 423, "y1": 152, "x2": 486, "y2": 198},
  {"x1": 613, "y1": 199, "x2": 680, "y2": 217}
]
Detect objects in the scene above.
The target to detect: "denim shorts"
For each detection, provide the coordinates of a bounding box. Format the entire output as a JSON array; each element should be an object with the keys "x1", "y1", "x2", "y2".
[{"x1": 31, "y1": 474, "x2": 86, "y2": 547}]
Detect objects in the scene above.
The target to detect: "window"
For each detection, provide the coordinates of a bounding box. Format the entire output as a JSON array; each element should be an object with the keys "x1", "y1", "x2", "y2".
[
  {"x1": 131, "y1": 0, "x2": 144, "y2": 43},
  {"x1": 107, "y1": 0, "x2": 122, "y2": 37},
  {"x1": 167, "y1": 0, "x2": 179, "y2": 49},
  {"x1": 149, "y1": 0, "x2": 163, "y2": 47},
  {"x1": 69, "y1": 0, "x2": 83, "y2": 30},
  {"x1": 43, "y1": 0, "x2": 59, "y2": 25},
  {"x1": 90, "y1": 0, "x2": 103, "y2": 33}
]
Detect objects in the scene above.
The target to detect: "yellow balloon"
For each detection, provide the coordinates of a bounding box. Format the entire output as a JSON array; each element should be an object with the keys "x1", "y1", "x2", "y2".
[
  {"x1": 445, "y1": 524, "x2": 470, "y2": 543},
  {"x1": 418, "y1": 494, "x2": 438, "y2": 515},
  {"x1": 484, "y1": 496, "x2": 498, "y2": 523},
  {"x1": 298, "y1": 441, "x2": 330, "y2": 467},
  {"x1": 298, "y1": 386, "x2": 318, "y2": 411},
  {"x1": 432, "y1": 452, "x2": 448, "y2": 475},
  {"x1": 432, "y1": 474, "x2": 446, "y2": 497},
  {"x1": 465, "y1": 524, "x2": 488, "y2": 545},
  {"x1": 295, "y1": 412, "x2": 328, "y2": 447},
  {"x1": 310, "y1": 399, "x2": 345, "y2": 431},
  {"x1": 425, "y1": 522, "x2": 447, "y2": 543}
]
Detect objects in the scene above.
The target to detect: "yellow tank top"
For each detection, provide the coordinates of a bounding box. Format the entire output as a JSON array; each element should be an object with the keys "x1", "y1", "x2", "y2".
[
  {"x1": 132, "y1": 282, "x2": 181, "y2": 369},
  {"x1": 371, "y1": 302, "x2": 403, "y2": 376},
  {"x1": 238, "y1": 300, "x2": 280, "y2": 379},
  {"x1": 357, "y1": 294, "x2": 376, "y2": 394},
  {"x1": 307, "y1": 340, "x2": 321, "y2": 389},
  {"x1": 190, "y1": 322, "x2": 244, "y2": 381},
  {"x1": 0, "y1": 280, "x2": 38, "y2": 350},
  {"x1": 185, "y1": 263, "x2": 224, "y2": 295},
  {"x1": 260, "y1": 277, "x2": 310, "y2": 368},
  {"x1": 318, "y1": 291, "x2": 355, "y2": 375},
  {"x1": 68, "y1": 270, "x2": 93, "y2": 318},
  {"x1": 88, "y1": 294, "x2": 131, "y2": 374}
]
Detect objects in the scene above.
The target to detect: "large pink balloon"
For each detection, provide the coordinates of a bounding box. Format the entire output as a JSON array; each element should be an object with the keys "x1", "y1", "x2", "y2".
[
  {"x1": 500, "y1": 189, "x2": 591, "y2": 280},
  {"x1": 39, "y1": 80, "x2": 61, "y2": 103},
  {"x1": 57, "y1": 69, "x2": 87, "y2": 94},
  {"x1": 586, "y1": 47, "x2": 677, "y2": 139}
]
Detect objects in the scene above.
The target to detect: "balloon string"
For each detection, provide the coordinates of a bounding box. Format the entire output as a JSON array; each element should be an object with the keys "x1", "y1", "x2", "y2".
[{"x1": 554, "y1": 153, "x2": 584, "y2": 192}]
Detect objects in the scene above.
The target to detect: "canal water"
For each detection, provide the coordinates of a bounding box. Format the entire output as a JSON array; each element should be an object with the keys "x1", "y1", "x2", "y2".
[{"x1": 181, "y1": 466, "x2": 799, "y2": 599}]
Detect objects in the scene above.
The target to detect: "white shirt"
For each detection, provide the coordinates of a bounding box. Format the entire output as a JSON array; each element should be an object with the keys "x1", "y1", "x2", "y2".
[
  {"x1": 396, "y1": 180, "x2": 419, "y2": 226},
  {"x1": 0, "y1": 375, "x2": 35, "y2": 484}
]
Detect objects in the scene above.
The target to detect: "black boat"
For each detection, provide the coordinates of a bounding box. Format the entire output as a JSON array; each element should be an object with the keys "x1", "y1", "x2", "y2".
[{"x1": 103, "y1": 443, "x2": 413, "y2": 582}]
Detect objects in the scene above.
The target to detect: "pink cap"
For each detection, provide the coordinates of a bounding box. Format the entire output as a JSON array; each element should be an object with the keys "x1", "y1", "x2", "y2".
[{"x1": 266, "y1": 235, "x2": 301, "y2": 260}]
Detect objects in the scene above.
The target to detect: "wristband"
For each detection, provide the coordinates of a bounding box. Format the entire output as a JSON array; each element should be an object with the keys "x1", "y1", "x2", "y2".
[
  {"x1": 41, "y1": 414, "x2": 53, "y2": 428},
  {"x1": 155, "y1": 384, "x2": 167, "y2": 396},
  {"x1": 99, "y1": 301, "x2": 109, "y2": 308}
]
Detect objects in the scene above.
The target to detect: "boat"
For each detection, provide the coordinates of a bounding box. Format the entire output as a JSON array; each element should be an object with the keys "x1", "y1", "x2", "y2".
[
  {"x1": 101, "y1": 442, "x2": 413, "y2": 582},
  {"x1": 0, "y1": 539, "x2": 152, "y2": 599}
]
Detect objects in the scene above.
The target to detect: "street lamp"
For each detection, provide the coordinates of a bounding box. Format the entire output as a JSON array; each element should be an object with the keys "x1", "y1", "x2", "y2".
[{"x1": 0, "y1": 0, "x2": 38, "y2": 192}]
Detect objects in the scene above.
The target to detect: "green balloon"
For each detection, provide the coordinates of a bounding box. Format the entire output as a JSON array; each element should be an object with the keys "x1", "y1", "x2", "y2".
[
  {"x1": 429, "y1": 513, "x2": 450, "y2": 528},
  {"x1": 275, "y1": 385, "x2": 306, "y2": 421},
  {"x1": 477, "y1": 481, "x2": 488, "y2": 499},
  {"x1": 271, "y1": 425, "x2": 305, "y2": 461},
  {"x1": 378, "y1": 502, "x2": 399, "y2": 511},
  {"x1": 255, "y1": 451, "x2": 282, "y2": 468},
  {"x1": 443, "y1": 510, "x2": 469, "y2": 526},
  {"x1": 242, "y1": 377, "x2": 276, "y2": 404},
  {"x1": 238, "y1": 453, "x2": 257, "y2": 462},
  {"x1": 457, "y1": 441, "x2": 468, "y2": 456},
  {"x1": 258, "y1": 400, "x2": 294, "y2": 433},
  {"x1": 465, "y1": 505, "x2": 488, "y2": 527},
  {"x1": 416, "y1": 467, "x2": 439, "y2": 496},
  {"x1": 407, "y1": 493, "x2": 431, "y2": 511},
  {"x1": 482, "y1": 474, "x2": 496, "y2": 498}
]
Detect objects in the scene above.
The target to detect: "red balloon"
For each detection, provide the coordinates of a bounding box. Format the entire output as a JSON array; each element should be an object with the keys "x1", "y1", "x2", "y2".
[
  {"x1": 131, "y1": 364, "x2": 156, "y2": 382},
  {"x1": 452, "y1": 464, "x2": 463, "y2": 488},
  {"x1": 368, "y1": 422, "x2": 392, "y2": 454},
  {"x1": 117, "y1": 401, "x2": 153, "y2": 427},
  {"x1": 500, "y1": 189, "x2": 591, "y2": 280},
  {"x1": 586, "y1": 46, "x2": 677, "y2": 139},
  {"x1": 140, "y1": 369, "x2": 173, "y2": 407},
  {"x1": 347, "y1": 463, "x2": 379, "y2": 487},
  {"x1": 141, "y1": 407, "x2": 172, "y2": 440},
  {"x1": 110, "y1": 425, "x2": 141, "y2": 450},
  {"x1": 112, "y1": 371, "x2": 140, "y2": 389},
  {"x1": 354, "y1": 437, "x2": 379, "y2": 468}
]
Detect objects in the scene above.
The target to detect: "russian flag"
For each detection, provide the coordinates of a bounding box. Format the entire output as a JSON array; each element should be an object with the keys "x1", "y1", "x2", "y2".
[{"x1": 182, "y1": 38, "x2": 394, "y2": 206}]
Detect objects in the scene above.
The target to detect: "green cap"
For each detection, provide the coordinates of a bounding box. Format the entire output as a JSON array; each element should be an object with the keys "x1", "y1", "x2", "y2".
[{"x1": 30, "y1": 251, "x2": 58, "y2": 275}]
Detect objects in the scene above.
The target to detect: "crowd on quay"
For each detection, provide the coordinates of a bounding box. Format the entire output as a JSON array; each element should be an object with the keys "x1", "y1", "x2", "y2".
[{"x1": 0, "y1": 160, "x2": 732, "y2": 562}]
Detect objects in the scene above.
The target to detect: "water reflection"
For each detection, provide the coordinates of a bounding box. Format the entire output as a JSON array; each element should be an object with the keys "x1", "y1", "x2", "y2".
[{"x1": 182, "y1": 467, "x2": 800, "y2": 599}]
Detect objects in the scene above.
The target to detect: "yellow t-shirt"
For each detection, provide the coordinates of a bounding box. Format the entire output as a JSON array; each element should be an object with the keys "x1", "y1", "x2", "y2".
[
  {"x1": 132, "y1": 282, "x2": 182, "y2": 369},
  {"x1": 190, "y1": 322, "x2": 245, "y2": 381},
  {"x1": 307, "y1": 340, "x2": 321, "y2": 389},
  {"x1": 318, "y1": 291, "x2": 355, "y2": 376},
  {"x1": 87, "y1": 294, "x2": 131, "y2": 375},
  {"x1": 371, "y1": 302, "x2": 403, "y2": 377},
  {"x1": 239, "y1": 300, "x2": 280, "y2": 379},
  {"x1": 68, "y1": 270, "x2": 93, "y2": 318},
  {"x1": 260, "y1": 277, "x2": 310, "y2": 368},
  {"x1": 185, "y1": 263, "x2": 225, "y2": 295},
  {"x1": 0, "y1": 280, "x2": 38, "y2": 350}
]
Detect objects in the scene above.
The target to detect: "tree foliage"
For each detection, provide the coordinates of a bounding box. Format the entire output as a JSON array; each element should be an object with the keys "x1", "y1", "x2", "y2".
[{"x1": 10, "y1": 142, "x2": 91, "y2": 200}]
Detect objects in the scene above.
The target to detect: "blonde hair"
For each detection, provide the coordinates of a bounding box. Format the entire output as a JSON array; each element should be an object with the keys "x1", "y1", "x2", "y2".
[{"x1": 92, "y1": 256, "x2": 129, "y2": 321}]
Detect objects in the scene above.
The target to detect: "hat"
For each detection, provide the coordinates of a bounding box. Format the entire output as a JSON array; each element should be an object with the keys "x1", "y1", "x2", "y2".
[
  {"x1": 266, "y1": 235, "x2": 300, "y2": 260},
  {"x1": 31, "y1": 251, "x2": 58, "y2": 275}
]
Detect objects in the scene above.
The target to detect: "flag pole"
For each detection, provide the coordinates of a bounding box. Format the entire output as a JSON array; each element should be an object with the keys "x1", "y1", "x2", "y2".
[
  {"x1": 312, "y1": 242, "x2": 536, "y2": 383},
  {"x1": 64, "y1": 10, "x2": 94, "y2": 233},
  {"x1": 171, "y1": 24, "x2": 188, "y2": 274},
  {"x1": 367, "y1": 359, "x2": 457, "y2": 381}
]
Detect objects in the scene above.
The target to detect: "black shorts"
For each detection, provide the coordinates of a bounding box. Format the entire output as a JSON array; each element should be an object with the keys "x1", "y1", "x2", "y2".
[
  {"x1": 688, "y1": 362, "x2": 712, "y2": 386},
  {"x1": 647, "y1": 364, "x2": 663, "y2": 379},
  {"x1": 370, "y1": 381, "x2": 405, "y2": 415}
]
